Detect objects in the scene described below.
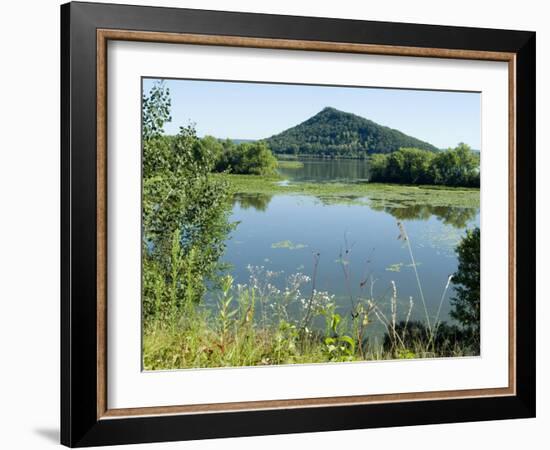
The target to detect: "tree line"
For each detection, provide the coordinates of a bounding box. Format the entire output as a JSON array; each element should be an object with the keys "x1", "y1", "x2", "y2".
[
  {"x1": 151, "y1": 135, "x2": 278, "y2": 176},
  {"x1": 369, "y1": 144, "x2": 480, "y2": 187}
]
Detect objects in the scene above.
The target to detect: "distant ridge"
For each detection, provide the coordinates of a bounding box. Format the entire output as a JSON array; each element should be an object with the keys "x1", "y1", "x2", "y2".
[
  {"x1": 265, "y1": 107, "x2": 438, "y2": 157},
  {"x1": 230, "y1": 138, "x2": 257, "y2": 145}
]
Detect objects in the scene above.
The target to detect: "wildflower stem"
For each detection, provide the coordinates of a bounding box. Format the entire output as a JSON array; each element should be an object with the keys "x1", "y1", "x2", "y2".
[{"x1": 398, "y1": 221, "x2": 432, "y2": 335}]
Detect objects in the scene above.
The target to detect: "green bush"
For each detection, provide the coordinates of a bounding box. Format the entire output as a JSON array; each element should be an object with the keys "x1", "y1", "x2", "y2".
[
  {"x1": 214, "y1": 140, "x2": 278, "y2": 175},
  {"x1": 369, "y1": 144, "x2": 480, "y2": 187},
  {"x1": 450, "y1": 227, "x2": 480, "y2": 350}
]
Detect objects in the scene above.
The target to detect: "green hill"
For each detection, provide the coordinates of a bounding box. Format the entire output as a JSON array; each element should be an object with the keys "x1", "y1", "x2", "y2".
[{"x1": 265, "y1": 107, "x2": 438, "y2": 157}]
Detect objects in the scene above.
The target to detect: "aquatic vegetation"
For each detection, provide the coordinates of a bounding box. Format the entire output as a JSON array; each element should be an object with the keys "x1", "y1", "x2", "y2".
[
  {"x1": 216, "y1": 173, "x2": 480, "y2": 210},
  {"x1": 271, "y1": 240, "x2": 308, "y2": 250},
  {"x1": 386, "y1": 263, "x2": 403, "y2": 272},
  {"x1": 277, "y1": 160, "x2": 304, "y2": 169}
]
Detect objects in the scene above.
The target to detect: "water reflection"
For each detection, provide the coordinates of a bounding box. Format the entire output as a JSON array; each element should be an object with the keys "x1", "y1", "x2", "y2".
[
  {"x1": 277, "y1": 158, "x2": 370, "y2": 183},
  {"x1": 276, "y1": 158, "x2": 478, "y2": 228},
  {"x1": 222, "y1": 158, "x2": 479, "y2": 333},
  {"x1": 233, "y1": 193, "x2": 273, "y2": 211},
  {"x1": 371, "y1": 204, "x2": 478, "y2": 229},
  {"x1": 235, "y1": 193, "x2": 477, "y2": 229},
  {"x1": 225, "y1": 194, "x2": 479, "y2": 326}
]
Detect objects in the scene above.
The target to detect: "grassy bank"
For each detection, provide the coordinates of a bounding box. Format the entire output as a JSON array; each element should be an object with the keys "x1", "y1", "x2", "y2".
[
  {"x1": 143, "y1": 315, "x2": 471, "y2": 370},
  {"x1": 143, "y1": 271, "x2": 474, "y2": 370},
  {"x1": 217, "y1": 173, "x2": 480, "y2": 209}
]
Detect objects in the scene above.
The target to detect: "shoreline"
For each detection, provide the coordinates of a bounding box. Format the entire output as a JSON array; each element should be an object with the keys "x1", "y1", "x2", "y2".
[{"x1": 216, "y1": 173, "x2": 480, "y2": 210}]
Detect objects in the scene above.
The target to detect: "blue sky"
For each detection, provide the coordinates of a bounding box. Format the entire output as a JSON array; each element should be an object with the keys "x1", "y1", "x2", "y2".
[{"x1": 143, "y1": 78, "x2": 481, "y2": 149}]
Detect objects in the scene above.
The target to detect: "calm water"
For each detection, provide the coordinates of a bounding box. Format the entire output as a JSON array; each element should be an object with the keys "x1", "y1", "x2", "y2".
[
  {"x1": 278, "y1": 158, "x2": 371, "y2": 183},
  {"x1": 216, "y1": 159, "x2": 479, "y2": 335}
]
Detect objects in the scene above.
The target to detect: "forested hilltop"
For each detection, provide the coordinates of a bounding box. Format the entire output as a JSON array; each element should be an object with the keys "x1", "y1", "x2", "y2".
[{"x1": 265, "y1": 107, "x2": 439, "y2": 157}]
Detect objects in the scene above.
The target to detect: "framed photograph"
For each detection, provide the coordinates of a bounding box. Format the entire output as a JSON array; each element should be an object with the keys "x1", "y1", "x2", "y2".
[{"x1": 61, "y1": 1, "x2": 536, "y2": 447}]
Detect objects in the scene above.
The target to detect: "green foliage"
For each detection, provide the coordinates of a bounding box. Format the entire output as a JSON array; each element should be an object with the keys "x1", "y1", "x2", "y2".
[
  {"x1": 214, "y1": 140, "x2": 278, "y2": 175},
  {"x1": 199, "y1": 135, "x2": 224, "y2": 163},
  {"x1": 142, "y1": 81, "x2": 172, "y2": 141},
  {"x1": 382, "y1": 321, "x2": 473, "y2": 358},
  {"x1": 431, "y1": 143, "x2": 480, "y2": 186},
  {"x1": 450, "y1": 227, "x2": 480, "y2": 349},
  {"x1": 317, "y1": 301, "x2": 357, "y2": 362},
  {"x1": 222, "y1": 170, "x2": 480, "y2": 263},
  {"x1": 266, "y1": 107, "x2": 438, "y2": 157},
  {"x1": 219, "y1": 173, "x2": 480, "y2": 210},
  {"x1": 369, "y1": 144, "x2": 480, "y2": 187},
  {"x1": 374, "y1": 147, "x2": 436, "y2": 184},
  {"x1": 271, "y1": 240, "x2": 308, "y2": 250},
  {"x1": 142, "y1": 82, "x2": 234, "y2": 320},
  {"x1": 143, "y1": 271, "x2": 476, "y2": 370}
]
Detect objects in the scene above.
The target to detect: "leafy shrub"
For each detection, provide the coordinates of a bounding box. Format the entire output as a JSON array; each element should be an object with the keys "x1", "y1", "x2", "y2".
[
  {"x1": 214, "y1": 140, "x2": 278, "y2": 175},
  {"x1": 382, "y1": 320, "x2": 473, "y2": 357},
  {"x1": 450, "y1": 227, "x2": 480, "y2": 351},
  {"x1": 370, "y1": 143, "x2": 480, "y2": 187}
]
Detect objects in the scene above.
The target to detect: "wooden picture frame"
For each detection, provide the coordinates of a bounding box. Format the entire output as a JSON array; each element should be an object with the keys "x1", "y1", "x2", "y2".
[{"x1": 61, "y1": 1, "x2": 535, "y2": 447}]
